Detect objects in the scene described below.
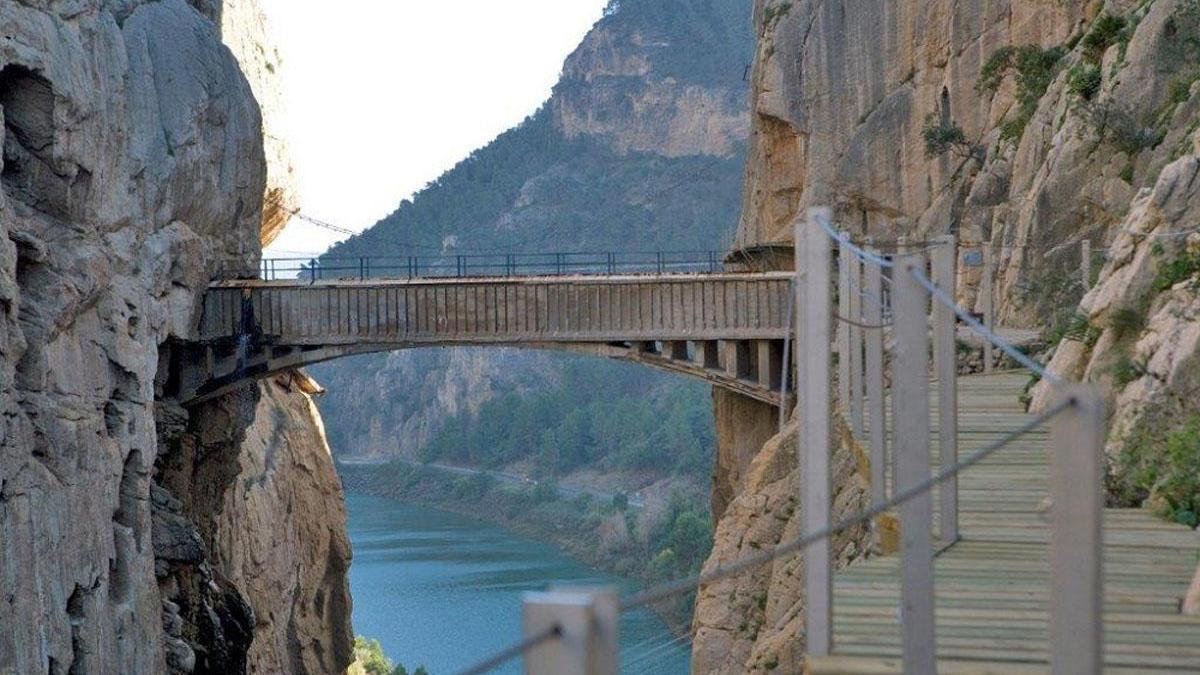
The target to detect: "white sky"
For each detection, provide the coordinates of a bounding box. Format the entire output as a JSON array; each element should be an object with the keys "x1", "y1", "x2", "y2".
[{"x1": 262, "y1": 0, "x2": 611, "y2": 258}]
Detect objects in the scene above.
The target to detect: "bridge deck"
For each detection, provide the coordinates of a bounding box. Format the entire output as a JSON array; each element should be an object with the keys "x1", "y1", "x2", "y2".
[{"x1": 808, "y1": 373, "x2": 1200, "y2": 674}]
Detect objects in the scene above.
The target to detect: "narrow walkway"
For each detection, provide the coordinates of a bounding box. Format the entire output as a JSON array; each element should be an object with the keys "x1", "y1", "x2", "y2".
[{"x1": 809, "y1": 372, "x2": 1200, "y2": 674}]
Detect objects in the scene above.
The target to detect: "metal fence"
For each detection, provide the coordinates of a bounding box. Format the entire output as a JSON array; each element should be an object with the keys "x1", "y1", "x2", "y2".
[{"x1": 253, "y1": 250, "x2": 729, "y2": 281}]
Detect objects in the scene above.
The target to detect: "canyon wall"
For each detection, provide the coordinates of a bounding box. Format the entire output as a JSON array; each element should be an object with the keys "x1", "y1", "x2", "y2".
[
  {"x1": 0, "y1": 1, "x2": 350, "y2": 673},
  {"x1": 700, "y1": 0, "x2": 1200, "y2": 670}
]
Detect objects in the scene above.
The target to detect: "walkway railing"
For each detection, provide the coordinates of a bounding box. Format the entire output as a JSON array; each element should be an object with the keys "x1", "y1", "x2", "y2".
[
  {"x1": 444, "y1": 208, "x2": 1106, "y2": 675},
  {"x1": 253, "y1": 250, "x2": 728, "y2": 281}
]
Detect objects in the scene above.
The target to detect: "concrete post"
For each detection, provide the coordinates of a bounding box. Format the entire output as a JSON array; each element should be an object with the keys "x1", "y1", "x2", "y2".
[
  {"x1": 837, "y1": 239, "x2": 851, "y2": 416},
  {"x1": 893, "y1": 250, "x2": 937, "y2": 674},
  {"x1": 932, "y1": 235, "x2": 959, "y2": 544},
  {"x1": 864, "y1": 242, "x2": 887, "y2": 505},
  {"x1": 799, "y1": 208, "x2": 833, "y2": 657},
  {"x1": 982, "y1": 247, "x2": 995, "y2": 373},
  {"x1": 1049, "y1": 388, "x2": 1105, "y2": 675},
  {"x1": 523, "y1": 589, "x2": 618, "y2": 675},
  {"x1": 849, "y1": 251, "x2": 865, "y2": 437}
]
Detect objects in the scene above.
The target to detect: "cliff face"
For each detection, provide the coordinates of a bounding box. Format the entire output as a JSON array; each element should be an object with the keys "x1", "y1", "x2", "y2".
[
  {"x1": 0, "y1": 2, "x2": 350, "y2": 673},
  {"x1": 313, "y1": 0, "x2": 753, "y2": 464},
  {"x1": 702, "y1": 0, "x2": 1200, "y2": 670}
]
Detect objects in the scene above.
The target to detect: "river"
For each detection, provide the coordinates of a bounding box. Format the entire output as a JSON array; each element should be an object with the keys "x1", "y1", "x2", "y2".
[{"x1": 346, "y1": 492, "x2": 691, "y2": 674}]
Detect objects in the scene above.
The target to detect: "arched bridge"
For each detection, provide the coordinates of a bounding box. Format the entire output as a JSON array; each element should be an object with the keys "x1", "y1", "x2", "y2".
[{"x1": 177, "y1": 270, "x2": 795, "y2": 406}]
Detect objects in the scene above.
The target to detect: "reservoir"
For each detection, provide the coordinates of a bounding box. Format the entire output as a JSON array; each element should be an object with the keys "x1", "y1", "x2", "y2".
[{"x1": 346, "y1": 492, "x2": 690, "y2": 674}]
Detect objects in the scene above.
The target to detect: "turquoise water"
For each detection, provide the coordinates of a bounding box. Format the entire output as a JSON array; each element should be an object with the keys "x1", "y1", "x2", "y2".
[{"x1": 346, "y1": 492, "x2": 690, "y2": 674}]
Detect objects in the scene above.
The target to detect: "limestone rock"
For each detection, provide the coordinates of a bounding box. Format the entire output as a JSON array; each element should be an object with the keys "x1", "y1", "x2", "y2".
[
  {"x1": 159, "y1": 372, "x2": 354, "y2": 675},
  {"x1": 692, "y1": 411, "x2": 871, "y2": 674},
  {"x1": 218, "y1": 0, "x2": 300, "y2": 246},
  {"x1": 1031, "y1": 153, "x2": 1200, "y2": 470},
  {"x1": 734, "y1": 0, "x2": 1200, "y2": 327},
  {"x1": 0, "y1": 2, "x2": 348, "y2": 674}
]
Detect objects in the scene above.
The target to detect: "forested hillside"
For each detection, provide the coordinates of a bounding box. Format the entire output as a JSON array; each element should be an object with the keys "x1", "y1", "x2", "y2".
[{"x1": 311, "y1": 0, "x2": 753, "y2": 487}]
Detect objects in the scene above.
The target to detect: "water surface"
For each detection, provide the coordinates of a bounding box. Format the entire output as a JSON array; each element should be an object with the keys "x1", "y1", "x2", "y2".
[{"x1": 347, "y1": 492, "x2": 690, "y2": 674}]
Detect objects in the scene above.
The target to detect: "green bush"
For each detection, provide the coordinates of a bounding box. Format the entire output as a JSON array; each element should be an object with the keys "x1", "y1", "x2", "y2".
[
  {"x1": 977, "y1": 45, "x2": 1066, "y2": 143},
  {"x1": 921, "y1": 116, "x2": 970, "y2": 158},
  {"x1": 1081, "y1": 14, "x2": 1128, "y2": 61},
  {"x1": 1153, "y1": 248, "x2": 1200, "y2": 291},
  {"x1": 1108, "y1": 306, "x2": 1146, "y2": 342},
  {"x1": 353, "y1": 637, "x2": 394, "y2": 675},
  {"x1": 1067, "y1": 63, "x2": 1103, "y2": 100},
  {"x1": 1109, "y1": 351, "x2": 1146, "y2": 387},
  {"x1": 1118, "y1": 416, "x2": 1200, "y2": 527}
]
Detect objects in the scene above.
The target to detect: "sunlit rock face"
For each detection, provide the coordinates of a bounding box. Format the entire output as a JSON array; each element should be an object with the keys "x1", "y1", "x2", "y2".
[{"x1": 0, "y1": 2, "x2": 349, "y2": 674}]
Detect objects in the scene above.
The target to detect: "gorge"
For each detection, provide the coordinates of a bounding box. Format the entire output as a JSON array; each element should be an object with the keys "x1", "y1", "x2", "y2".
[{"x1": 2, "y1": 0, "x2": 1200, "y2": 673}]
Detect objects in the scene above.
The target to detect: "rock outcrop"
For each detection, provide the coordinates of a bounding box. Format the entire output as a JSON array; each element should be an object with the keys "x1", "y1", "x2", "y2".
[
  {"x1": 158, "y1": 372, "x2": 353, "y2": 674},
  {"x1": 692, "y1": 413, "x2": 871, "y2": 674},
  {"x1": 0, "y1": 1, "x2": 350, "y2": 673},
  {"x1": 216, "y1": 0, "x2": 299, "y2": 247}
]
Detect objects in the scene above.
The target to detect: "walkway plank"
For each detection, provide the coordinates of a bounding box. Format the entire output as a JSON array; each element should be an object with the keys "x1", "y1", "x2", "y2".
[{"x1": 808, "y1": 372, "x2": 1200, "y2": 674}]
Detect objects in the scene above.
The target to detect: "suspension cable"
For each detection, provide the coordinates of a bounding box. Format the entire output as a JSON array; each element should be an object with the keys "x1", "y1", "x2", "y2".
[
  {"x1": 453, "y1": 624, "x2": 562, "y2": 675},
  {"x1": 617, "y1": 397, "x2": 1073, "y2": 613},
  {"x1": 907, "y1": 266, "x2": 1058, "y2": 384}
]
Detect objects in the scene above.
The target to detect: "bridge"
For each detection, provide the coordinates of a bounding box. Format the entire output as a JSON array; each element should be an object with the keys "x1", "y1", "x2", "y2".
[{"x1": 179, "y1": 267, "x2": 795, "y2": 405}]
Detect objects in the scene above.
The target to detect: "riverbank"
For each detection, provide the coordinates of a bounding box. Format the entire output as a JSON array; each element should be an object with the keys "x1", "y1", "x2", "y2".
[{"x1": 337, "y1": 461, "x2": 711, "y2": 633}]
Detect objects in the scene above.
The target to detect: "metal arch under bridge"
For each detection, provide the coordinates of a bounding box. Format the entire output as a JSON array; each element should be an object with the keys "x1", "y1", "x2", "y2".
[{"x1": 177, "y1": 271, "x2": 796, "y2": 406}]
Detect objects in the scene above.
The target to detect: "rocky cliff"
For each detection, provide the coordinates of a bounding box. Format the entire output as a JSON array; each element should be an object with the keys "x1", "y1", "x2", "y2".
[
  {"x1": 0, "y1": 2, "x2": 350, "y2": 673},
  {"x1": 699, "y1": 0, "x2": 1200, "y2": 670}
]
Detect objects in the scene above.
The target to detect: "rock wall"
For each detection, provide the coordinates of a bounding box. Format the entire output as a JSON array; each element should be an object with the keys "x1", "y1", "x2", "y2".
[
  {"x1": 216, "y1": 0, "x2": 299, "y2": 247},
  {"x1": 157, "y1": 372, "x2": 353, "y2": 674},
  {"x1": 0, "y1": 1, "x2": 350, "y2": 673},
  {"x1": 692, "y1": 413, "x2": 871, "y2": 674},
  {"x1": 736, "y1": 0, "x2": 1200, "y2": 325}
]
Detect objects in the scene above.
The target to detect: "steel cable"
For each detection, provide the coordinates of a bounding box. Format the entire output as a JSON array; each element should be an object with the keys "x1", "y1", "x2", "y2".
[{"x1": 616, "y1": 397, "x2": 1073, "y2": 613}]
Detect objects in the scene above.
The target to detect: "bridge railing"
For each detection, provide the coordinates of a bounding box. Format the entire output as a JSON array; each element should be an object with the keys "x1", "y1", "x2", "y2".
[
  {"x1": 251, "y1": 250, "x2": 728, "y2": 281},
  {"x1": 447, "y1": 208, "x2": 1106, "y2": 675}
]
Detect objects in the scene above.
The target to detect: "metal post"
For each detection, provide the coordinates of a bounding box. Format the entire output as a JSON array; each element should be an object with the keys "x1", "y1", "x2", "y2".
[
  {"x1": 656, "y1": 251, "x2": 665, "y2": 274},
  {"x1": 522, "y1": 589, "x2": 617, "y2": 675},
  {"x1": 556, "y1": 253, "x2": 564, "y2": 276},
  {"x1": 799, "y1": 208, "x2": 833, "y2": 657},
  {"x1": 982, "y1": 247, "x2": 995, "y2": 373},
  {"x1": 864, "y1": 242, "x2": 887, "y2": 505},
  {"x1": 837, "y1": 239, "x2": 851, "y2": 417},
  {"x1": 1049, "y1": 387, "x2": 1104, "y2": 675},
  {"x1": 708, "y1": 250, "x2": 717, "y2": 272},
  {"x1": 779, "y1": 277, "x2": 796, "y2": 435},
  {"x1": 1081, "y1": 239, "x2": 1092, "y2": 290},
  {"x1": 849, "y1": 251, "x2": 864, "y2": 437},
  {"x1": 359, "y1": 257, "x2": 365, "y2": 280},
  {"x1": 932, "y1": 235, "x2": 959, "y2": 544},
  {"x1": 894, "y1": 250, "x2": 937, "y2": 674},
  {"x1": 607, "y1": 253, "x2": 615, "y2": 275}
]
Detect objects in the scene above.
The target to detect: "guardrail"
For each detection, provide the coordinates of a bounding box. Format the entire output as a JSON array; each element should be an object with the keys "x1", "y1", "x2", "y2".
[
  {"x1": 443, "y1": 209, "x2": 1105, "y2": 674},
  {"x1": 251, "y1": 250, "x2": 729, "y2": 281}
]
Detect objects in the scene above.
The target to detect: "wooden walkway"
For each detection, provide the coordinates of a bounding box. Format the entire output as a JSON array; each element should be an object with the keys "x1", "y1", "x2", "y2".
[{"x1": 809, "y1": 372, "x2": 1200, "y2": 674}]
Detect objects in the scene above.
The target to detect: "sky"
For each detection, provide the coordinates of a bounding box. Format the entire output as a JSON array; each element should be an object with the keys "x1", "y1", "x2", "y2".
[{"x1": 261, "y1": 0, "x2": 611, "y2": 258}]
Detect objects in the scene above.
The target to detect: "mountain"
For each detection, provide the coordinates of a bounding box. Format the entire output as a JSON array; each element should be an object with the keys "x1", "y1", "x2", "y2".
[{"x1": 309, "y1": 0, "x2": 754, "y2": 485}]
